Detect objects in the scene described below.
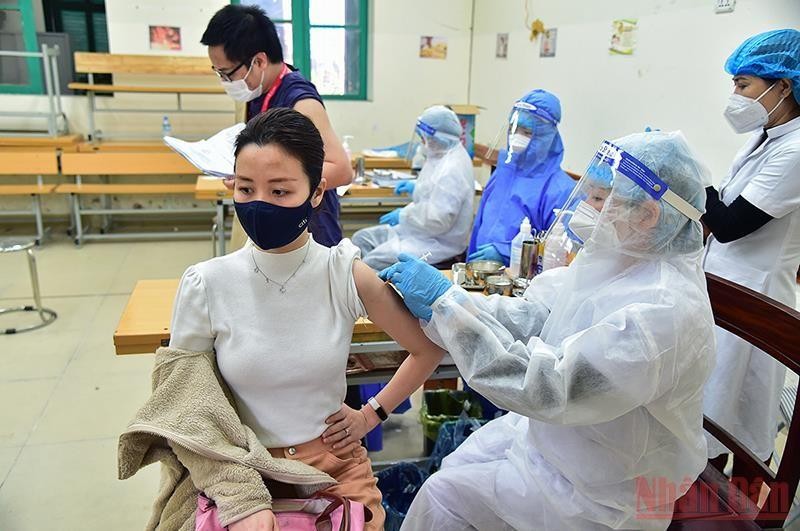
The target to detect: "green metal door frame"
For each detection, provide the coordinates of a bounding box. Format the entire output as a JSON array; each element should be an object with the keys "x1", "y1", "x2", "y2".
[
  {"x1": 0, "y1": 0, "x2": 45, "y2": 94},
  {"x1": 232, "y1": 0, "x2": 367, "y2": 100}
]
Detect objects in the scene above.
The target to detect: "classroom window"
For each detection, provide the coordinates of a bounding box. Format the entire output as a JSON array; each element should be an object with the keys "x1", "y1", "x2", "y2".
[
  {"x1": 42, "y1": 0, "x2": 109, "y2": 54},
  {"x1": 238, "y1": 0, "x2": 368, "y2": 100},
  {"x1": 0, "y1": 0, "x2": 44, "y2": 94},
  {"x1": 42, "y1": 0, "x2": 110, "y2": 87}
]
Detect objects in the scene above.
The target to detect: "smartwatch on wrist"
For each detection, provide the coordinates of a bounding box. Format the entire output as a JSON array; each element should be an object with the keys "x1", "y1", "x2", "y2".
[{"x1": 367, "y1": 396, "x2": 389, "y2": 421}]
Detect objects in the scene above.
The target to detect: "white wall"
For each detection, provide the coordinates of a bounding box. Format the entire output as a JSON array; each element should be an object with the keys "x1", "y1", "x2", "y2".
[
  {"x1": 326, "y1": 0, "x2": 473, "y2": 152},
  {"x1": 469, "y1": 0, "x2": 800, "y2": 183},
  {"x1": 106, "y1": 0, "x2": 226, "y2": 56}
]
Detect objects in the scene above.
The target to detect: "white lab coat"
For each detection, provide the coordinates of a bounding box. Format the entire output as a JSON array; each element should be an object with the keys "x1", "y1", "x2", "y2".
[
  {"x1": 352, "y1": 143, "x2": 474, "y2": 269},
  {"x1": 702, "y1": 116, "x2": 800, "y2": 460},
  {"x1": 402, "y1": 245, "x2": 716, "y2": 530}
]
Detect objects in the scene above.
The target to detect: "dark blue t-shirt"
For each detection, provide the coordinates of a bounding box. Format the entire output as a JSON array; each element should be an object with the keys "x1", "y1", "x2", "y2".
[{"x1": 247, "y1": 67, "x2": 343, "y2": 248}]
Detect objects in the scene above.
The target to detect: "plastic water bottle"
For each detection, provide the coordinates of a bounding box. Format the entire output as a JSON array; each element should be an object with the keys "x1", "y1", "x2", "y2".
[
  {"x1": 508, "y1": 217, "x2": 533, "y2": 278},
  {"x1": 161, "y1": 116, "x2": 172, "y2": 137},
  {"x1": 541, "y1": 220, "x2": 569, "y2": 272}
]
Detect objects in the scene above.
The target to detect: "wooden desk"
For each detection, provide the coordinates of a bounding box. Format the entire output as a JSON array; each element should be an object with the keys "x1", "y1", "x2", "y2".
[
  {"x1": 77, "y1": 141, "x2": 173, "y2": 153},
  {"x1": 195, "y1": 176, "x2": 230, "y2": 200}
]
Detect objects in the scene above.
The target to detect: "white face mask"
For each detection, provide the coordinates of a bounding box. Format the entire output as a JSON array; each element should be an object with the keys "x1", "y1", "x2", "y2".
[
  {"x1": 220, "y1": 60, "x2": 265, "y2": 102},
  {"x1": 568, "y1": 200, "x2": 602, "y2": 244},
  {"x1": 508, "y1": 133, "x2": 531, "y2": 153},
  {"x1": 723, "y1": 83, "x2": 787, "y2": 134}
]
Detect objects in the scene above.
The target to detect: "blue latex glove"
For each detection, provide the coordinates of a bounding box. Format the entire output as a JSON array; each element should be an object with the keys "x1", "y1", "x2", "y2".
[
  {"x1": 378, "y1": 253, "x2": 451, "y2": 321},
  {"x1": 467, "y1": 243, "x2": 504, "y2": 263},
  {"x1": 379, "y1": 208, "x2": 401, "y2": 226},
  {"x1": 394, "y1": 181, "x2": 416, "y2": 195}
]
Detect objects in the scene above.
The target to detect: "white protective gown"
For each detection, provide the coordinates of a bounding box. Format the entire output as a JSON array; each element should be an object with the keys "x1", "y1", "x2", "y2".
[
  {"x1": 702, "y1": 116, "x2": 800, "y2": 460},
  {"x1": 352, "y1": 143, "x2": 474, "y2": 269},
  {"x1": 401, "y1": 131, "x2": 717, "y2": 531}
]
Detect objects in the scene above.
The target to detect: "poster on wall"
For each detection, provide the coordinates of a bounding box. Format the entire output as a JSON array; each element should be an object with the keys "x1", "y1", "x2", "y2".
[
  {"x1": 609, "y1": 19, "x2": 637, "y2": 55},
  {"x1": 419, "y1": 36, "x2": 448, "y2": 60},
  {"x1": 496, "y1": 33, "x2": 509, "y2": 59},
  {"x1": 150, "y1": 26, "x2": 182, "y2": 51},
  {"x1": 540, "y1": 28, "x2": 557, "y2": 57}
]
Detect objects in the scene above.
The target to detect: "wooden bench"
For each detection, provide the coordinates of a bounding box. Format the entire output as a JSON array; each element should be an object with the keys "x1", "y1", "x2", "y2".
[
  {"x1": 0, "y1": 134, "x2": 82, "y2": 152},
  {"x1": 0, "y1": 150, "x2": 60, "y2": 244},
  {"x1": 68, "y1": 52, "x2": 231, "y2": 140},
  {"x1": 57, "y1": 150, "x2": 213, "y2": 245},
  {"x1": 667, "y1": 273, "x2": 800, "y2": 529}
]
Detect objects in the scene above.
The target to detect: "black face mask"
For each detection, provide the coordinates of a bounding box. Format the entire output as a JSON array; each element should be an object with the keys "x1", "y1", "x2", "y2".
[{"x1": 234, "y1": 198, "x2": 313, "y2": 250}]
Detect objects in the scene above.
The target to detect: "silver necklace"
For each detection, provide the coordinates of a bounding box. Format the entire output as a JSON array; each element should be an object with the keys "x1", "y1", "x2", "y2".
[{"x1": 250, "y1": 243, "x2": 310, "y2": 294}]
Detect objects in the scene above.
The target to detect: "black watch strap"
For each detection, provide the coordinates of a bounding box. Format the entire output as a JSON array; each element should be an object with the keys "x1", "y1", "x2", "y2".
[{"x1": 367, "y1": 397, "x2": 388, "y2": 421}]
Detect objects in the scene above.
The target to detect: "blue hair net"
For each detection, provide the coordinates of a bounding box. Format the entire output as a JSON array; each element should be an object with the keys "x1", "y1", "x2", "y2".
[{"x1": 725, "y1": 29, "x2": 800, "y2": 105}]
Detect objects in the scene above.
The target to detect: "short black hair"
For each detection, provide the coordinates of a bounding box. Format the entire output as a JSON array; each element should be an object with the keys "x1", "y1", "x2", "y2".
[
  {"x1": 201, "y1": 5, "x2": 283, "y2": 65},
  {"x1": 234, "y1": 108, "x2": 324, "y2": 193}
]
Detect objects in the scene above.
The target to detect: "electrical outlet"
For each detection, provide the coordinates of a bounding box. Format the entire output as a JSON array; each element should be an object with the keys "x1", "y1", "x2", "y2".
[{"x1": 715, "y1": 0, "x2": 736, "y2": 13}]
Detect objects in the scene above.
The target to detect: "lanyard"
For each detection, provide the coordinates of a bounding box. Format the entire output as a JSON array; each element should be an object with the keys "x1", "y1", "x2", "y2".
[{"x1": 260, "y1": 63, "x2": 290, "y2": 113}]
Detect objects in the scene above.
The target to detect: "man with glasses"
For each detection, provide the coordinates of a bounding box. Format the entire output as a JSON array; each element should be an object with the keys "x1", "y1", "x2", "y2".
[{"x1": 202, "y1": 4, "x2": 353, "y2": 248}]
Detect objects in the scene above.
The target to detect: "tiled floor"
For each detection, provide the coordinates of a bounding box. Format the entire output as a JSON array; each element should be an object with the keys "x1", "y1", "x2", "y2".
[{"x1": 0, "y1": 236, "x2": 424, "y2": 530}]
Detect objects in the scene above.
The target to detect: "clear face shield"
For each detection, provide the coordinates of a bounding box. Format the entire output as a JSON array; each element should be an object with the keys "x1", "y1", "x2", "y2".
[
  {"x1": 484, "y1": 101, "x2": 559, "y2": 165},
  {"x1": 405, "y1": 117, "x2": 459, "y2": 168},
  {"x1": 539, "y1": 140, "x2": 704, "y2": 272}
]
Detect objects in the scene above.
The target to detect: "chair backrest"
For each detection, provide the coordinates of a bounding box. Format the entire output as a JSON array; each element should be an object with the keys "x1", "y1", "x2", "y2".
[
  {"x1": 73, "y1": 52, "x2": 214, "y2": 77},
  {"x1": 704, "y1": 272, "x2": 800, "y2": 528}
]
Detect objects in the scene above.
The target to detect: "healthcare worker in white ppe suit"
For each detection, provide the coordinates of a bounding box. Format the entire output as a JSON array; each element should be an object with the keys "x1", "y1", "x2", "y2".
[
  {"x1": 380, "y1": 131, "x2": 717, "y2": 530},
  {"x1": 352, "y1": 105, "x2": 474, "y2": 270}
]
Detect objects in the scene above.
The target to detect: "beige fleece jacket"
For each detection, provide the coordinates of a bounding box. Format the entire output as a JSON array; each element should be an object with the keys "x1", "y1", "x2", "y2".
[{"x1": 118, "y1": 346, "x2": 336, "y2": 531}]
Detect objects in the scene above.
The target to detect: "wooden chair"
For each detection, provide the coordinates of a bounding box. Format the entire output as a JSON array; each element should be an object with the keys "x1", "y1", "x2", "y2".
[{"x1": 668, "y1": 272, "x2": 800, "y2": 529}]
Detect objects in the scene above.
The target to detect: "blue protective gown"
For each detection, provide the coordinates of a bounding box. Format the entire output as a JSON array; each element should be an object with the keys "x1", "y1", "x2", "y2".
[
  {"x1": 468, "y1": 90, "x2": 576, "y2": 264},
  {"x1": 469, "y1": 150, "x2": 575, "y2": 264}
]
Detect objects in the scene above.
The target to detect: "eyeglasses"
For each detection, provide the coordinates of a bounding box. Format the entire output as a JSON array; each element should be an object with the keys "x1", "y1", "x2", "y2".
[{"x1": 212, "y1": 60, "x2": 249, "y2": 82}]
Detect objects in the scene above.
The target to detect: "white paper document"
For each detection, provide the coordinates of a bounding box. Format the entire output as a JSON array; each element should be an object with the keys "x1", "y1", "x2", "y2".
[{"x1": 163, "y1": 122, "x2": 246, "y2": 178}]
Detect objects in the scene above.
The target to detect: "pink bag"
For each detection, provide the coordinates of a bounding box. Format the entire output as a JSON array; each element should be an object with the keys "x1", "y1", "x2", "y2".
[{"x1": 195, "y1": 492, "x2": 366, "y2": 531}]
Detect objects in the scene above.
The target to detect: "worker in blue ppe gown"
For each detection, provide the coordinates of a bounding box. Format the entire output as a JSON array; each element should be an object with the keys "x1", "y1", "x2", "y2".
[
  {"x1": 352, "y1": 105, "x2": 474, "y2": 270},
  {"x1": 382, "y1": 131, "x2": 716, "y2": 531},
  {"x1": 468, "y1": 89, "x2": 575, "y2": 264}
]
